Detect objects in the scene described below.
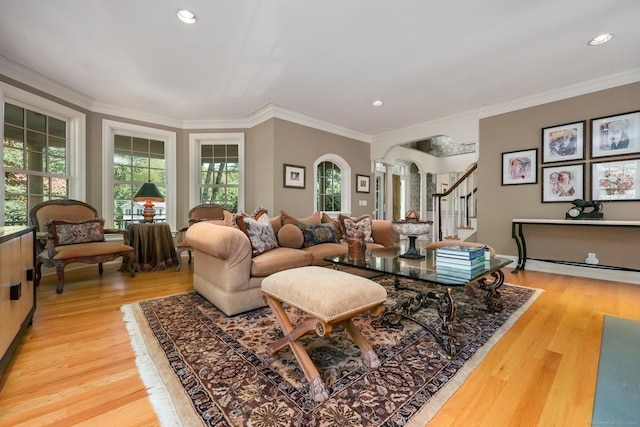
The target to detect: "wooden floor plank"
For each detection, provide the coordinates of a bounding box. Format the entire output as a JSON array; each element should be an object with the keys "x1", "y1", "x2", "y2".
[{"x1": 1, "y1": 263, "x2": 639, "y2": 426}]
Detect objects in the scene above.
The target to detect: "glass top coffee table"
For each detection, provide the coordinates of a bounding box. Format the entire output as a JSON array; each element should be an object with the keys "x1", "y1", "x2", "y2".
[{"x1": 324, "y1": 242, "x2": 513, "y2": 355}]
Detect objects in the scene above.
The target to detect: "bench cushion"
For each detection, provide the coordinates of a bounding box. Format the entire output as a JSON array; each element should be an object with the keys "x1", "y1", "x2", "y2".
[{"x1": 262, "y1": 266, "x2": 387, "y2": 322}]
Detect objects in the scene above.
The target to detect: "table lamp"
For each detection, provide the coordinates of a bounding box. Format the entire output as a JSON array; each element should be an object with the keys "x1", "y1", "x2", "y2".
[{"x1": 133, "y1": 182, "x2": 164, "y2": 223}]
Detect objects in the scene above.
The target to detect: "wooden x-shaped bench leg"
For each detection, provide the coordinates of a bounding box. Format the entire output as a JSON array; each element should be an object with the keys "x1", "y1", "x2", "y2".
[{"x1": 264, "y1": 294, "x2": 384, "y2": 402}]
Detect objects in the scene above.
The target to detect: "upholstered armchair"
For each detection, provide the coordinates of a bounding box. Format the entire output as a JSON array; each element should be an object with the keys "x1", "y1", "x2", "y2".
[
  {"x1": 29, "y1": 200, "x2": 135, "y2": 294},
  {"x1": 175, "y1": 203, "x2": 226, "y2": 271}
]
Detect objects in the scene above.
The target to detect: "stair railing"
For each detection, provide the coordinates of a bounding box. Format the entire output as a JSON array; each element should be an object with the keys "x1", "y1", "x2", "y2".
[{"x1": 432, "y1": 163, "x2": 478, "y2": 242}]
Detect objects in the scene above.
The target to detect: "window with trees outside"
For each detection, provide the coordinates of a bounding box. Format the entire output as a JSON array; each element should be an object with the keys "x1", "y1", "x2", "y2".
[
  {"x1": 316, "y1": 160, "x2": 342, "y2": 212},
  {"x1": 199, "y1": 144, "x2": 240, "y2": 212},
  {"x1": 3, "y1": 102, "x2": 68, "y2": 226},
  {"x1": 188, "y1": 132, "x2": 244, "y2": 213},
  {"x1": 113, "y1": 135, "x2": 166, "y2": 229}
]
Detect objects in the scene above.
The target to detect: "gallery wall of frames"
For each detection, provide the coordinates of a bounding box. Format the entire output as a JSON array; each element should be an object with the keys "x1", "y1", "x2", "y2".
[{"x1": 501, "y1": 110, "x2": 640, "y2": 203}]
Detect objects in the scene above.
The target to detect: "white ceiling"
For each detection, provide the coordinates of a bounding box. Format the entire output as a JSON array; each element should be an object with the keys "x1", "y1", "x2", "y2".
[{"x1": 1, "y1": 0, "x2": 639, "y2": 138}]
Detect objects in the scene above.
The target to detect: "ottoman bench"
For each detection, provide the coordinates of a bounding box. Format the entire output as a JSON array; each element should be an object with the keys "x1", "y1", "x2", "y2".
[{"x1": 262, "y1": 266, "x2": 387, "y2": 402}]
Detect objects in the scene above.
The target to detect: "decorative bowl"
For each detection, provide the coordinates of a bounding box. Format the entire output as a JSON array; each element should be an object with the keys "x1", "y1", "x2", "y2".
[{"x1": 391, "y1": 220, "x2": 433, "y2": 237}]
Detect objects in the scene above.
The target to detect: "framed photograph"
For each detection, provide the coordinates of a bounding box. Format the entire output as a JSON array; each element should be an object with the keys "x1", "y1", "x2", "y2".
[
  {"x1": 356, "y1": 174, "x2": 370, "y2": 193},
  {"x1": 541, "y1": 163, "x2": 584, "y2": 203},
  {"x1": 591, "y1": 110, "x2": 640, "y2": 158},
  {"x1": 591, "y1": 158, "x2": 640, "y2": 201},
  {"x1": 283, "y1": 164, "x2": 305, "y2": 189},
  {"x1": 502, "y1": 148, "x2": 538, "y2": 185},
  {"x1": 542, "y1": 121, "x2": 585, "y2": 163}
]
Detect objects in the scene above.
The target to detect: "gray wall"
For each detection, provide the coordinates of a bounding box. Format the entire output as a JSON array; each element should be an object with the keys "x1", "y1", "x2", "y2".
[
  {"x1": 478, "y1": 82, "x2": 640, "y2": 269},
  {"x1": 272, "y1": 119, "x2": 373, "y2": 218}
]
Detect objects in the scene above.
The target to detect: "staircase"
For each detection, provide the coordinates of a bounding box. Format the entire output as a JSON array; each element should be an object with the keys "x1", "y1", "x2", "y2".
[{"x1": 432, "y1": 163, "x2": 478, "y2": 244}]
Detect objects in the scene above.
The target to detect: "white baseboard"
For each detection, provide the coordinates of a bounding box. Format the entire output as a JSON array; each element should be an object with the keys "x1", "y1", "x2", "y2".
[{"x1": 497, "y1": 255, "x2": 640, "y2": 285}]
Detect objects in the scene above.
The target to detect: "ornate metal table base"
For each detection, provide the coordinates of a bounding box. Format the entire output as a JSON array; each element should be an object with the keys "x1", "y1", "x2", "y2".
[
  {"x1": 477, "y1": 269, "x2": 505, "y2": 313},
  {"x1": 381, "y1": 271, "x2": 506, "y2": 357},
  {"x1": 382, "y1": 277, "x2": 458, "y2": 356}
]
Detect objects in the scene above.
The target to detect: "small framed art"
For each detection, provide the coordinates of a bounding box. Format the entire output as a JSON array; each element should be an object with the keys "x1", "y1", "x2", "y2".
[
  {"x1": 542, "y1": 121, "x2": 585, "y2": 163},
  {"x1": 591, "y1": 110, "x2": 640, "y2": 158},
  {"x1": 356, "y1": 174, "x2": 370, "y2": 193},
  {"x1": 591, "y1": 158, "x2": 639, "y2": 201},
  {"x1": 502, "y1": 148, "x2": 538, "y2": 185},
  {"x1": 283, "y1": 164, "x2": 306, "y2": 189},
  {"x1": 541, "y1": 163, "x2": 584, "y2": 203}
]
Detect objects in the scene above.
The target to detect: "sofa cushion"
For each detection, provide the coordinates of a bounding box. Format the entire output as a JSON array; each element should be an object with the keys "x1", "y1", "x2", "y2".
[
  {"x1": 278, "y1": 224, "x2": 304, "y2": 248},
  {"x1": 44, "y1": 218, "x2": 105, "y2": 246},
  {"x1": 339, "y1": 214, "x2": 374, "y2": 243},
  {"x1": 298, "y1": 223, "x2": 337, "y2": 247},
  {"x1": 280, "y1": 209, "x2": 321, "y2": 226},
  {"x1": 250, "y1": 247, "x2": 312, "y2": 277},
  {"x1": 302, "y1": 242, "x2": 347, "y2": 266}
]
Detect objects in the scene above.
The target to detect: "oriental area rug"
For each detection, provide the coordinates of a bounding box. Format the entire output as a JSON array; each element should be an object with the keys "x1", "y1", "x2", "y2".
[{"x1": 122, "y1": 275, "x2": 540, "y2": 426}]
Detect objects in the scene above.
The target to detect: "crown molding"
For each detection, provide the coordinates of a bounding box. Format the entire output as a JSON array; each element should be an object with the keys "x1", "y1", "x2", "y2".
[
  {"x1": 0, "y1": 56, "x2": 93, "y2": 110},
  {"x1": 2, "y1": 55, "x2": 638, "y2": 143},
  {"x1": 479, "y1": 65, "x2": 640, "y2": 119}
]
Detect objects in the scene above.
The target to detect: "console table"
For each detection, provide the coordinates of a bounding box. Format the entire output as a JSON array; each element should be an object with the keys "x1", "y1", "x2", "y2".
[
  {"x1": 511, "y1": 218, "x2": 640, "y2": 273},
  {"x1": 127, "y1": 223, "x2": 178, "y2": 272}
]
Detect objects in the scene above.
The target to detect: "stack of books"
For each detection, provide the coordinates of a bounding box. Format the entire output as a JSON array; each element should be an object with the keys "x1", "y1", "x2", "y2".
[{"x1": 435, "y1": 245, "x2": 487, "y2": 280}]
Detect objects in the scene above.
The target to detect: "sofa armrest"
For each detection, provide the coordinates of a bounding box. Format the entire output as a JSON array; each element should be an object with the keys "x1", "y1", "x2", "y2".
[
  {"x1": 186, "y1": 222, "x2": 251, "y2": 262},
  {"x1": 371, "y1": 220, "x2": 399, "y2": 247}
]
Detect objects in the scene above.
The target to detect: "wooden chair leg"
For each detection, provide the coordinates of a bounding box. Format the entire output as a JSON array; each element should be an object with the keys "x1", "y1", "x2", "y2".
[
  {"x1": 99, "y1": 263, "x2": 104, "y2": 275},
  {"x1": 55, "y1": 262, "x2": 65, "y2": 294},
  {"x1": 35, "y1": 261, "x2": 43, "y2": 287}
]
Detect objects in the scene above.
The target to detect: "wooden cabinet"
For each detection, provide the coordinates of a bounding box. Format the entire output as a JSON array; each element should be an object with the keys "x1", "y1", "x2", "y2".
[{"x1": 0, "y1": 226, "x2": 35, "y2": 383}]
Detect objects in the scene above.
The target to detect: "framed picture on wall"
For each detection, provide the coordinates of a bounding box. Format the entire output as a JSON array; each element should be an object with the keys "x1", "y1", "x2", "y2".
[
  {"x1": 541, "y1": 163, "x2": 584, "y2": 203},
  {"x1": 283, "y1": 164, "x2": 306, "y2": 189},
  {"x1": 591, "y1": 158, "x2": 640, "y2": 201},
  {"x1": 356, "y1": 174, "x2": 370, "y2": 193},
  {"x1": 541, "y1": 121, "x2": 585, "y2": 163},
  {"x1": 502, "y1": 148, "x2": 538, "y2": 185},
  {"x1": 591, "y1": 110, "x2": 640, "y2": 158}
]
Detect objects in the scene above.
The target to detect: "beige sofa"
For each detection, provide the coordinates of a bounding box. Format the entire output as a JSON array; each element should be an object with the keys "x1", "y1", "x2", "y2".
[{"x1": 186, "y1": 211, "x2": 398, "y2": 316}]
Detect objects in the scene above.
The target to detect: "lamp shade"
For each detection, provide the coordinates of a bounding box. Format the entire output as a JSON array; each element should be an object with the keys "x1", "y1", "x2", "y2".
[{"x1": 133, "y1": 182, "x2": 164, "y2": 202}]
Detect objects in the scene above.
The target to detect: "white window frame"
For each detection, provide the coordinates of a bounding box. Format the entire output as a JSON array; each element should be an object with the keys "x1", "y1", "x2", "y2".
[
  {"x1": 314, "y1": 153, "x2": 351, "y2": 215},
  {"x1": 188, "y1": 132, "x2": 245, "y2": 212},
  {"x1": 0, "y1": 82, "x2": 86, "y2": 226},
  {"x1": 102, "y1": 120, "x2": 177, "y2": 230}
]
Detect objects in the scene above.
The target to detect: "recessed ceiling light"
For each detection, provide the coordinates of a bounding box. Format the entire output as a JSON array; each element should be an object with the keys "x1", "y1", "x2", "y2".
[
  {"x1": 588, "y1": 33, "x2": 613, "y2": 46},
  {"x1": 177, "y1": 9, "x2": 196, "y2": 24},
  {"x1": 372, "y1": 100, "x2": 383, "y2": 107}
]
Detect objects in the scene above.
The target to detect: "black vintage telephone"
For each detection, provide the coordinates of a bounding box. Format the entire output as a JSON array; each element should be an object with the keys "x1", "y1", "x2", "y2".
[{"x1": 565, "y1": 199, "x2": 604, "y2": 220}]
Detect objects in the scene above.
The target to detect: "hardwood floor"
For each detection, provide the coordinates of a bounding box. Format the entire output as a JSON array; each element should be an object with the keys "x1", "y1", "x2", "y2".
[{"x1": 0, "y1": 263, "x2": 638, "y2": 426}]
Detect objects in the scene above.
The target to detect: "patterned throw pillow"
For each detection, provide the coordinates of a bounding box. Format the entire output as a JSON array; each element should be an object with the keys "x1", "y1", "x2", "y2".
[
  {"x1": 321, "y1": 212, "x2": 344, "y2": 241},
  {"x1": 242, "y1": 217, "x2": 279, "y2": 256},
  {"x1": 297, "y1": 223, "x2": 337, "y2": 247},
  {"x1": 338, "y1": 214, "x2": 374, "y2": 243},
  {"x1": 44, "y1": 218, "x2": 105, "y2": 246},
  {"x1": 233, "y1": 207, "x2": 279, "y2": 256}
]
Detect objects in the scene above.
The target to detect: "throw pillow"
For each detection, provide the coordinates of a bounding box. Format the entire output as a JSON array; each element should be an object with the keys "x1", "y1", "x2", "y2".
[
  {"x1": 298, "y1": 223, "x2": 337, "y2": 247},
  {"x1": 321, "y1": 212, "x2": 344, "y2": 241},
  {"x1": 277, "y1": 224, "x2": 304, "y2": 249},
  {"x1": 242, "y1": 217, "x2": 279, "y2": 256},
  {"x1": 338, "y1": 214, "x2": 374, "y2": 243},
  {"x1": 233, "y1": 206, "x2": 279, "y2": 256},
  {"x1": 280, "y1": 209, "x2": 321, "y2": 226},
  {"x1": 44, "y1": 218, "x2": 105, "y2": 246}
]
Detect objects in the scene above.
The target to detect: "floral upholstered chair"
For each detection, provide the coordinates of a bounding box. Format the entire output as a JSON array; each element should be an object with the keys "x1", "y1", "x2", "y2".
[
  {"x1": 29, "y1": 199, "x2": 135, "y2": 294},
  {"x1": 175, "y1": 203, "x2": 226, "y2": 271}
]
